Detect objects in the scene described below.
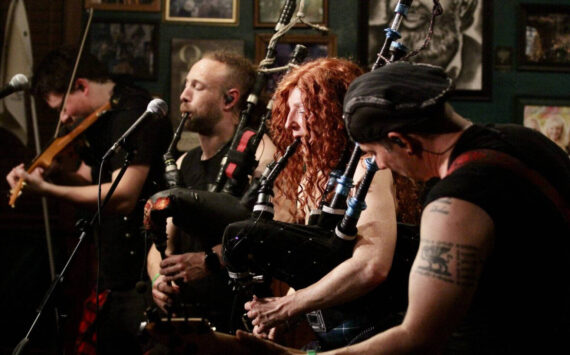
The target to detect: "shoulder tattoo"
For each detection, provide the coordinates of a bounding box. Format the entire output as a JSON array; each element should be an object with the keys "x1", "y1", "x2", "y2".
[
  {"x1": 414, "y1": 239, "x2": 480, "y2": 287},
  {"x1": 427, "y1": 197, "x2": 452, "y2": 215}
]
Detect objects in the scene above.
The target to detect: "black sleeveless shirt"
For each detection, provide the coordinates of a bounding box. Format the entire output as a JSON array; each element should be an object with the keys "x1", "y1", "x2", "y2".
[{"x1": 426, "y1": 124, "x2": 570, "y2": 354}]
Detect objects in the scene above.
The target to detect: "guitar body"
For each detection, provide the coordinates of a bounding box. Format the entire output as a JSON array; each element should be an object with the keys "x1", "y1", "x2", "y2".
[{"x1": 8, "y1": 102, "x2": 110, "y2": 207}]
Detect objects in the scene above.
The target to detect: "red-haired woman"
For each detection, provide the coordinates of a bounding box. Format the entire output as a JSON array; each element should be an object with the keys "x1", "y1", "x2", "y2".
[{"x1": 244, "y1": 58, "x2": 409, "y2": 350}]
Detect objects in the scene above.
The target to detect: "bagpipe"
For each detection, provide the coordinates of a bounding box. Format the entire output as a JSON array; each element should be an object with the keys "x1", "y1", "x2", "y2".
[
  {"x1": 141, "y1": 0, "x2": 314, "y2": 333},
  {"x1": 221, "y1": 0, "x2": 449, "y2": 333},
  {"x1": 142, "y1": 45, "x2": 310, "y2": 255},
  {"x1": 142, "y1": 0, "x2": 312, "y2": 249},
  {"x1": 209, "y1": 0, "x2": 317, "y2": 197}
]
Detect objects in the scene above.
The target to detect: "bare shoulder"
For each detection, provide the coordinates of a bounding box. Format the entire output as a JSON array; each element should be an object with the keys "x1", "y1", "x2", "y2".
[
  {"x1": 355, "y1": 156, "x2": 397, "y2": 244},
  {"x1": 353, "y1": 155, "x2": 395, "y2": 204},
  {"x1": 176, "y1": 152, "x2": 188, "y2": 169},
  {"x1": 422, "y1": 198, "x2": 494, "y2": 238},
  {"x1": 254, "y1": 134, "x2": 277, "y2": 176}
]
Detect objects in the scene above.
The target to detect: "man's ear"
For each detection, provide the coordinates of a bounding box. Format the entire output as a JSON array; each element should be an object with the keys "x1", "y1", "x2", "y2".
[
  {"x1": 222, "y1": 88, "x2": 239, "y2": 111},
  {"x1": 387, "y1": 132, "x2": 419, "y2": 155},
  {"x1": 387, "y1": 132, "x2": 407, "y2": 148},
  {"x1": 75, "y1": 78, "x2": 89, "y2": 93}
]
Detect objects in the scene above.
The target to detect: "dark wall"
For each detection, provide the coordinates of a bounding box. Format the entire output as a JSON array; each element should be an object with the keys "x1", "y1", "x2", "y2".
[{"x1": 88, "y1": 0, "x2": 570, "y2": 128}]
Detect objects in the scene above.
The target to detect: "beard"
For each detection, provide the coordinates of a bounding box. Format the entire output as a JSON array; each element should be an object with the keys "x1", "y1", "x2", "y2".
[
  {"x1": 184, "y1": 104, "x2": 223, "y2": 135},
  {"x1": 399, "y1": 5, "x2": 461, "y2": 70}
]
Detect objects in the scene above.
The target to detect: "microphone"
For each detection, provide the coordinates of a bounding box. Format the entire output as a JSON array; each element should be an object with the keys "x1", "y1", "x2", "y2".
[
  {"x1": 103, "y1": 98, "x2": 168, "y2": 160},
  {"x1": 0, "y1": 74, "x2": 29, "y2": 99}
]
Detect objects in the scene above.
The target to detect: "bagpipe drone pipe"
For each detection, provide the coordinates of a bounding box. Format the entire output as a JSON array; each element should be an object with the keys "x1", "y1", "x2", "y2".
[{"x1": 210, "y1": 0, "x2": 301, "y2": 197}]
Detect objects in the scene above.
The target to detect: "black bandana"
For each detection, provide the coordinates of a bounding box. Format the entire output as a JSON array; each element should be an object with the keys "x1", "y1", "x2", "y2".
[{"x1": 343, "y1": 62, "x2": 454, "y2": 143}]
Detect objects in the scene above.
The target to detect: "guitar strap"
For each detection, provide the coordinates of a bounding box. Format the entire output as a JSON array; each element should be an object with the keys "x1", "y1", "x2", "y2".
[{"x1": 447, "y1": 149, "x2": 570, "y2": 226}]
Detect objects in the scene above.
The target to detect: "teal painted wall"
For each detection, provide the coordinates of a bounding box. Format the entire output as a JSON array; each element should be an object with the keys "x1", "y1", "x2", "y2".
[
  {"x1": 452, "y1": 0, "x2": 570, "y2": 125},
  {"x1": 93, "y1": 0, "x2": 570, "y2": 127}
]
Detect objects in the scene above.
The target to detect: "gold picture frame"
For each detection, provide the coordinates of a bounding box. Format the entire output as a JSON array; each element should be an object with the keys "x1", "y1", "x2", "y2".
[
  {"x1": 164, "y1": 0, "x2": 239, "y2": 25},
  {"x1": 84, "y1": 0, "x2": 161, "y2": 12}
]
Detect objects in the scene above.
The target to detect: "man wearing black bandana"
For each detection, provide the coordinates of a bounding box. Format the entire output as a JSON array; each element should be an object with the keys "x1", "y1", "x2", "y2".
[
  {"x1": 234, "y1": 61, "x2": 570, "y2": 354},
  {"x1": 6, "y1": 46, "x2": 172, "y2": 354}
]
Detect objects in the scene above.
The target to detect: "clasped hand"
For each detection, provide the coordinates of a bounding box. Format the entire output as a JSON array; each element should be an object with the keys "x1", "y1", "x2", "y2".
[
  {"x1": 152, "y1": 252, "x2": 208, "y2": 313},
  {"x1": 244, "y1": 295, "x2": 294, "y2": 339}
]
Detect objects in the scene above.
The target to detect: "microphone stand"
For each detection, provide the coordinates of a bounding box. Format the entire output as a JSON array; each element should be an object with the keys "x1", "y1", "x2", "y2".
[{"x1": 12, "y1": 149, "x2": 137, "y2": 355}]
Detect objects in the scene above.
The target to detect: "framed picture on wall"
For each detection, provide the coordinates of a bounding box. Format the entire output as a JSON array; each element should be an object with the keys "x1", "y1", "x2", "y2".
[
  {"x1": 255, "y1": 33, "x2": 336, "y2": 92},
  {"x1": 170, "y1": 38, "x2": 244, "y2": 151},
  {"x1": 88, "y1": 20, "x2": 158, "y2": 80},
  {"x1": 515, "y1": 96, "x2": 570, "y2": 154},
  {"x1": 84, "y1": 0, "x2": 161, "y2": 12},
  {"x1": 164, "y1": 0, "x2": 238, "y2": 24},
  {"x1": 367, "y1": 0, "x2": 492, "y2": 100},
  {"x1": 517, "y1": 4, "x2": 570, "y2": 72},
  {"x1": 254, "y1": 0, "x2": 328, "y2": 28}
]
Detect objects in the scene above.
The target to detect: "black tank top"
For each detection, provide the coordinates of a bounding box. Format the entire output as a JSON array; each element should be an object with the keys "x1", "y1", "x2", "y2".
[
  {"x1": 426, "y1": 124, "x2": 570, "y2": 353},
  {"x1": 179, "y1": 142, "x2": 231, "y2": 190}
]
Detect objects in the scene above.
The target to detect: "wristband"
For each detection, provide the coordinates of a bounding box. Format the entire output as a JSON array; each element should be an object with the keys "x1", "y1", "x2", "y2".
[
  {"x1": 152, "y1": 272, "x2": 161, "y2": 286},
  {"x1": 307, "y1": 351, "x2": 317, "y2": 355}
]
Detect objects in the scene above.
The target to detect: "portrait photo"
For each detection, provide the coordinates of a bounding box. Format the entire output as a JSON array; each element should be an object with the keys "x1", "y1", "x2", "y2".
[
  {"x1": 518, "y1": 4, "x2": 570, "y2": 72},
  {"x1": 170, "y1": 38, "x2": 244, "y2": 151},
  {"x1": 165, "y1": 0, "x2": 238, "y2": 24},
  {"x1": 518, "y1": 97, "x2": 570, "y2": 155},
  {"x1": 88, "y1": 21, "x2": 158, "y2": 80},
  {"x1": 368, "y1": 0, "x2": 490, "y2": 96}
]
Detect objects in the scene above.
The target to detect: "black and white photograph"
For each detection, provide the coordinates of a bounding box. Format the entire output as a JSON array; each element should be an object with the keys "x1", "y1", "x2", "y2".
[
  {"x1": 368, "y1": 0, "x2": 490, "y2": 96},
  {"x1": 254, "y1": 0, "x2": 327, "y2": 27},
  {"x1": 89, "y1": 21, "x2": 158, "y2": 80},
  {"x1": 165, "y1": 0, "x2": 238, "y2": 24}
]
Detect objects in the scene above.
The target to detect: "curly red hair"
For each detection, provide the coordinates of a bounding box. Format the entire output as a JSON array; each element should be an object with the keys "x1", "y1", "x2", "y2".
[{"x1": 269, "y1": 58, "x2": 364, "y2": 221}]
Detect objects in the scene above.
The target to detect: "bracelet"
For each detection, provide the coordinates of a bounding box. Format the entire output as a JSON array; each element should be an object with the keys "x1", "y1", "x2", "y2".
[
  {"x1": 307, "y1": 350, "x2": 317, "y2": 355},
  {"x1": 151, "y1": 272, "x2": 161, "y2": 286}
]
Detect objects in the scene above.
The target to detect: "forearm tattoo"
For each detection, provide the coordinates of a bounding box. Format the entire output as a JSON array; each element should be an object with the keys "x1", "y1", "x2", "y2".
[{"x1": 415, "y1": 239, "x2": 480, "y2": 287}]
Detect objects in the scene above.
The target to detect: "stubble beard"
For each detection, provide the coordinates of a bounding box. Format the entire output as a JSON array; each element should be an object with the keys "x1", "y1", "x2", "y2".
[{"x1": 185, "y1": 105, "x2": 223, "y2": 136}]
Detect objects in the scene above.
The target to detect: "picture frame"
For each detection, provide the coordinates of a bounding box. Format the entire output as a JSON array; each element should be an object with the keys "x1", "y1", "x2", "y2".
[
  {"x1": 170, "y1": 38, "x2": 244, "y2": 151},
  {"x1": 495, "y1": 46, "x2": 513, "y2": 71},
  {"x1": 255, "y1": 33, "x2": 337, "y2": 92},
  {"x1": 88, "y1": 20, "x2": 158, "y2": 80},
  {"x1": 515, "y1": 96, "x2": 570, "y2": 154},
  {"x1": 517, "y1": 4, "x2": 570, "y2": 72},
  {"x1": 367, "y1": 0, "x2": 492, "y2": 100},
  {"x1": 164, "y1": 0, "x2": 239, "y2": 24},
  {"x1": 254, "y1": 0, "x2": 328, "y2": 28},
  {"x1": 84, "y1": 0, "x2": 161, "y2": 12}
]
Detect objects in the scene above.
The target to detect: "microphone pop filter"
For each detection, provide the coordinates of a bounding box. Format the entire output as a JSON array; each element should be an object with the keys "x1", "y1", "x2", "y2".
[
  {"x1": 147, "y1": 98, "x2": 168, "y2": 116},
  {"x1": 9, "y1": 74, "x2": 29, "y2": 91}
]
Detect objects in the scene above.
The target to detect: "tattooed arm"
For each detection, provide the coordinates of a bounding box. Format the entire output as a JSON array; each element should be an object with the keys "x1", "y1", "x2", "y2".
[
  {"x1": 319, "y1": 197, "x2": 495, "y2": 354},
  {"x1": 233, "y1": 197, "x2": 496, "y2": 354}
]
